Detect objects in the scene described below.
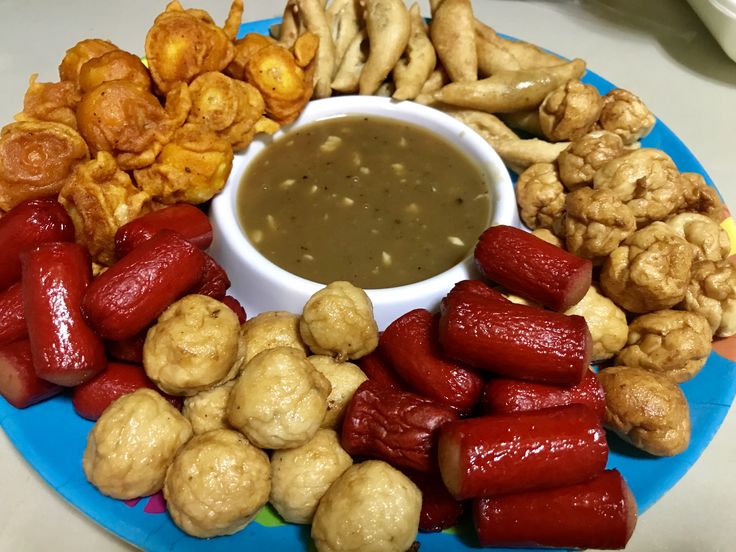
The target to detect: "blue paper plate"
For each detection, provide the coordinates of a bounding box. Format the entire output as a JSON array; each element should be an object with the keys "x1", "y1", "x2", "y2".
[{"x1": 1, "y1": 17, "x2": 736, "y2": 552}]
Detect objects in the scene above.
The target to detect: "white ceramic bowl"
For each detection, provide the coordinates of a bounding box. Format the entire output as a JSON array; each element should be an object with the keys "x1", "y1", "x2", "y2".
[{"x1": 210, "y1": 96, "x2": 519, "y2": 329}]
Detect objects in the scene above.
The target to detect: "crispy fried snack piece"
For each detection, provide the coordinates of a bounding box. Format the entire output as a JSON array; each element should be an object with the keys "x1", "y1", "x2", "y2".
[
  {"x1": 331, "y1": 30, "x2": 368, "y2": 94},
  {"x1": 474, "y1": 20, "x2": 563, "y2": 70},
  {"x1": 0, "y1": 121, "x2": 89, "y2": 212},
  {"x1": 144, "y1": 0, "x2": 237, "y2": 94},
  {"x1": 133, "y1": 123, "x2": 233, "y2": 205},
  {"x1": 76, "y1": 80, "x2": 188, "y2": 171},
  {"x1": 293, "y1": 32, "x2": 321, "y2": 68},
  {"x1": 539, "y1": 79, "x2": 603, "y2": 142},
  {"x1": 515, "y1": 163, "x2": 566, "y2": 230},
  {"x1": 188, "y1": 71, "x2": 272, "y2": 151},
  {"x1": 59, "y1": 39, "x2": 119, "y2": 85},
  {"x1": 327, "y1": 0, "x2": 363, "y2": 62},
  {"x1": 392, "y1": 4, "x2": 436, "y2": 101},
  {"x1": 276, "y1": 0, "x2": 300, "y2": 49},
  {"x1": 78, "y1": 50, "x2": 152, "y2": 93},
  {"x1": 296, "y1": 0, "x2": 337, "y2": 99},
  {"x1": 360, "y1": 0, "x2": 411, "y2": 95},
  {"x1": 475, "y1": 22, "x2": 521, "y2": 76},
  {"x1": 490, "y1": 138, "x2": 570, "y2": 175},
  {"x1": 226, "y1": 33, "x2": 278, "y2": 79},
  {"x1": 14, "y1": 74, "x2": 81, "y2": 130},
  {"x1": 58, "y1": 152, "x2": 152, "y2": 265},
  {"x1": 430, "y1": 0, "x2": 477, "y2": 82}
]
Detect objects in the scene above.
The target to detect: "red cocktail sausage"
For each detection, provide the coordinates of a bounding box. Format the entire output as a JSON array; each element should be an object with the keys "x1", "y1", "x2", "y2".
[
  {"x1": 0, "y1": 282, "x2": 27, "y2": 347},
  {"x1": 0, "y1": 339, "x2": 62, "y2": 408}
]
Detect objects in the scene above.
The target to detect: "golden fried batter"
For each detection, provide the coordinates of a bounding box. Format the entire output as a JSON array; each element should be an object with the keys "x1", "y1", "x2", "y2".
[
  {"x1": 59, "y1": 38, "x2": 119, "y2": 86},
  {"x1": 0, "y1": 121, "x2": 89, "y2": 212},
  {"x1": 226, "y1": 33, "x2": 278, "y2": 79},
  {"x1": 15, "y1": 74, "x2": 81, "y2": 130},
  {"x1": 58, "y1": 152, "x2": 152, "y2": 265},
  {"x1": 145, "y1": 0, "x2": 236, "y2": 94},
  {"x1": 78, "y1": 50, "x2": 152, "y2": 93},
  {"x1": 133, "y1": 122, "x2": 233, "y2": 205}
]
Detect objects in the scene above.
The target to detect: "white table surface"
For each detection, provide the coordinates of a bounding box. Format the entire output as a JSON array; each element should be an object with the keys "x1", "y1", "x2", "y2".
[{"x1": 1, "y1": 1, "x2": 735, "y2": 550}]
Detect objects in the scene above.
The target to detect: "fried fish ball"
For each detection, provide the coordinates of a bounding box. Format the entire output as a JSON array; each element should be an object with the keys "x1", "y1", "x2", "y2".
[
  {"x1": 144, "y1": 294, "x2": 242, "y2": 396},
  {"x1": 58, "y1": 38, "x2": 119, "y2": 85},
  {"x1": 598, "y1": 365, "x2": 690, "y2": 456},
  {"x1": 532, "y1": 227, "x2": 563, "y2": 247},
  {"x1": 226, "y1": 346, "x2": 331, "y2": 449},
  {"x1": 601, "y1": 222, "x2": 693, "y2": 314},
  {"x1": 58, "y1": 151, "x2": 152, "y2": 265},
  {"x1": 514, "y1": 162, "x2": 566, "y2": 230},
  {"x1": 241, "y1": 310, "x2": 308, "y2": 363},
  {"x1": 182, "y1": 380, "x2": 236, "y2": 435},
  {"x1": 164, "y1": 429, "x2": 270, "y2": 538},
  {"x1": 270, "y1": 429, "x2": 353, "y2": 524},
  {"x1": 593, "y1": 148, "x2": 683, "y2": 228},
  {"x1": 133, "y1": 122, "x2": 233, "y2": 205},
  {"x1": 565, "y1": 285, "x2": 628, "y2": 362},
  {"x1": 616, "y1": 310, "x2": 712, "y2": 382},
  {"x1": 597, "y1": 88, "x2": 656, "y2": 145},
  {"x1": 539, "y1": 79, "x2": 603, "y2": 142},
  {"x1": 15, "y1": 74, "x2": 81, "y2": 129},
  {"x1": 300, "y1": 281, "x2": 379, "y2": 361},
  {"x1": 78, "y1": 50, "x2": 152, "y2": 94},
  {"x1": 0, "y1": 121, "x2": 89, "y2": 212},
  {"x1": 665, "y1": 212, "x2": 731, "y2": 262},
  {"x1": 677, "y1": 172, "x2": 724, "y2": 220},
  {"x1": 311, "y1": 460, "x2": 421, "y2": 552},
  {"x1": 307, "y1": 355, "x2": 368, "y2": 429},
  {"x1": 564, "y1": 187, "x2": 636, "y2": 263},
  {"x1": 682, "y1": 260, "x2": 736, "y2": 337},
  {"x1": 557, "y1": 130, "x2": 626, "y2": 191},
  {"x1": 145, "y1": 0, "x2": 236, "y2": 94},
  {"x1": 83, "y1": 388, "x2": 192, "y2": 499},
  {"x1": 76, "y1": 80, "x2": 182, "y2": 171}
]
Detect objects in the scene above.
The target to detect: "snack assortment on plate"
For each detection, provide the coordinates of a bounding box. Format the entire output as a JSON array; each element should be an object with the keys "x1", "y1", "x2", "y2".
[{"x1": 0, "y1": 0, "x2": 734, "y2": 550}]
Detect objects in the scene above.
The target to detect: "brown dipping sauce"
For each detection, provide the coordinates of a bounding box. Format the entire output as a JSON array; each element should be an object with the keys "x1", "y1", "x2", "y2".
[{"x1": 237, "y1": 115, "x2": 491, "y2": 289}]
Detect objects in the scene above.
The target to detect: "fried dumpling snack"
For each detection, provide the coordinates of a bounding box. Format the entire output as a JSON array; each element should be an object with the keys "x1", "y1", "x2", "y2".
[
  {"x1": 473, "y1": 20, "x2": 563, "y2": 71},
  {"x1": 430, "y1": 0, "x2": 477, "y2": 83},
  {"x1": 295, "y1": 0, "x2": 336, "y2": 99},
  {"x1": 359, "y1": 0, "x2": 411, "y2": 96},
  {"x1": 133, "y1": 123, "x2": 233, "y2": 205},
  {"x1": 15, "y1": 74, "x2": 81, "y2": 130},
  {"x1": 58, "y1": 151, "x2": 152, "y2": 265},
  {"x1": 392, "y1": 4, "x2": 436, "y2": 101},
  {"x1": 0, "y1": 121, "x2": 89, "y2": 212},
  {"x1": 76, "y1": 80, "x2": 189, "y2": 171},
  {"x1": 331, "y1": 30, "x2": 368, "y2": 94},
  {"x1": 327, "y1": 0, "x2": 363, "y2": 62},
  {"x1": 78, "y1": 50, "x2": 152, "y2": 93},
  {"x1": 58, "y1": 38, "x2": 119, "y2": 86},
  {"x1": 144, "y1": 0, "x2": 240, "y2": 94}
]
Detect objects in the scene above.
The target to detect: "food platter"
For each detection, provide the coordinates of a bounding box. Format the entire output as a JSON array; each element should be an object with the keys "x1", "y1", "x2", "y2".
[{"x1": 1, "y1": 17, "x2": 736, "y2": 552}]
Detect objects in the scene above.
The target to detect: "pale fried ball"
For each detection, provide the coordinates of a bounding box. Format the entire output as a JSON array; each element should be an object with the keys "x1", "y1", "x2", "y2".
[
  {"x1": 241, "y1": 310, "x2": 308, "y2": 363},
  {"x1": 539, "y1": 79, "x2": 603, "y2": 142},
  {"x1": 682, "y1": 260, "x2": 736, "y2": 337},
  {"x1": 270, "y1": 429, "x2": 353, "y2": 524},
  {"x1": 565, "y1": 285, "x2": 628, "y2": 362},
  {"x1": 308, "y1": 355, "x2": 368, "y2": 429},
  {"x1": 665, "y1": 212, "x2": 731, "y2": 262},
  {"x1": 616, "y1": 310, "x2": 712, "y2": 382},
  {"x1": 311, "y1": 460, "x2": 421, "y2": 552},
  {"x1": 565, "y1": 187, "x2": 636, "y2": 263},
  {"x1": 677, "y1": 172, "x2": 724, "y2": 220},
  {"x1": 514, "y1": 163, "x2": 566, "y2": 230},
  {"x1": 163, "y1": 429, "x2": 271, "y2": 538},
  {"x1": 227, "y1": 347, "x2": 331, "y2": 449},
  {"x1": 300, "y1": 281, "x2": 379, "y2": 361},
  {"x1": 182, "y1": 380, "x2": 235, "y2": 435},
  {"x1": 598, "y1": 365, "x2": 690, "y2": 456},
  {"x1": 83, "y1": 388, "x2": 192, "y2": 499},
  {"x1": 144, "y1": 294, "x2": 241, "y2": 396},
  {"x1": 557, "y1": 130, "x2": 625, "y2": 191},
  {"x1": 597, "y1": 88, "x2": 656, "y2": 145},
  {"x1": 532, "y1": 227, "x2": 563, "y2": 247},
  {"x1": 601, "y1": 222, "x2": 693, "y2": 313}
]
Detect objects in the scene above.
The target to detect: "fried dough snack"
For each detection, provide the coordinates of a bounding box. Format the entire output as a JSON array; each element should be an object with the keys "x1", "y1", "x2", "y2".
[
  {"x1": 0, "y1": 121, "x2": 89, "y2": 212},
  {"x1": 597, "y1": 88, "x2": 656, "y2": 145},
  {"x1": 360, "y1": 0, "x2": 411, "y2": 95},
  {"x1": 392, "y1": 4, "x2": 436, "y2": 101},
  {"x1": 474, "y1": 20, "x2": 563, "y2": 71},
  {"x1": 565, "y1": 285, "x2": 628, "y2": 362},
  {"x1": 539, "y1": 79, "x2": 603, "y2": 141},
  {"x1": 226, "y1": 33, "x2": 278, "y2": 79},
  {"x1": 677, "y1": 172, "x2": 725, "y2": 220},
  {"x1": 490, "y1": 137, "x2": 570, "y2": 175},
  {"x1": 78, "y1": 50, "x2": 152, "y2": 93},
  {"x1": 276, "y1": 0, "x2": 299, "y2": 49},
  {"x1": 144, "y1": 0, "x2": 239, "y2": 94},
  {"x1": 475, "y1": 21, "x2": 522, "y2": 76},
  {"x1": 58, "y1": 38, "x2": 119, "y2": 86},
  {"x1": 296, "y1": 0, "x2": 337, "y2": 99},
  {"x1": 133, "y1": 122, "x2": 233, "y2": 205},
  {"x1": 665, "y1": 212, "x2": 731, "y2": 262},
  {"x1": 557, "y1": 130, "x2": 626, "y2": 191},
  {"x1": 76, "y1": 81, "x2": 189, "y2": 171},
  {"x1": 14, "y1": 75, "x2": 81, "y2": 130},
  {"x1": 433, "y1": 59, "x2": 586, "y2": 113},
  {"x1": 682, "y1": 260, "x2": 736, "y2": 337},
  {"x1": 515, "y1": 162, "x2": 566, "y2": 230},
  {"x1": 331, "y1": 30, "x2": 368, "y2": 94},
  {"x1": 58, "y1": 151, "x2": 152, "y2": 265},
  {"x1": 430, "y1": 0, "x2": 477, "y2": 83},
  {"x1": 327, "y1": 0, "x2": 363, "y2": 62}
]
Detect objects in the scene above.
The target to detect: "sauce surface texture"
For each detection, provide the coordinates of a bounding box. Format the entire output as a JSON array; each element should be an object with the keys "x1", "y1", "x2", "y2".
[{"x1": 238, "y1": 115, "x2": 491, "y2": 288}]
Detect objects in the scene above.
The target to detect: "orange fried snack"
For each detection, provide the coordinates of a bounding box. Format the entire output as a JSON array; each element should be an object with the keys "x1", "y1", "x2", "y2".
[
  {"x1": 0, "y1": 121, "x2": 89, "y2": 212},
  {"x1": 144, "y1": 0, "x2": 239, "y2": 94},
  {"x1": 76, "y1": 80, "x2": 188, "y2": 171},
  {"x1": 78, "y1": 50, "x2": 152, "y2": 93},
  {"x1": 226, "y1": 33, "x2": 278, "y2": 80},
  {"x1": 15, "y1": 74, "x2": 81, "y2": 129},
  {"x1": 133, "y1": 123, "x2": 233, "y2": 205},
  {"x1": 188, "y1": 71, "x2": 276, "y2": 151},
  {"x1": 59, "y1": 38, "x2": 119, "y2": 86},
  {"x1": 58, "y1": 152, "x2": 152, "y2": 265}
]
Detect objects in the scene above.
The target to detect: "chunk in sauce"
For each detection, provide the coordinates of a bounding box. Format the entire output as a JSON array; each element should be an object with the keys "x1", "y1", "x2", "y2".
[{"x1": 237, "y1": 115, "x2": 491, "y2": 289}]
